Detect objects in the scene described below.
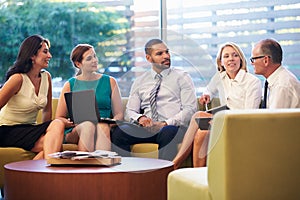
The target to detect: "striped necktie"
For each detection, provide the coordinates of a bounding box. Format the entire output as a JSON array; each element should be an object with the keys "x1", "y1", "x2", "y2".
[{"x1": 149, "y1": 73, "x2": 162, "y2": 121}]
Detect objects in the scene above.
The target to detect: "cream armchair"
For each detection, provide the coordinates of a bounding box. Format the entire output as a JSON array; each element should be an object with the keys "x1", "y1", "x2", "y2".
[{"x1": 168, "y1": 109, "x2": 300, "y2": 200}]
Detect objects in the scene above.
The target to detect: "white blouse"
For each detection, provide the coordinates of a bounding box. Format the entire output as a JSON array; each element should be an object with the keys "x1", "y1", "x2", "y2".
[
  {"x1": 0, "y1": 72, "x2": 49, "y2": 125},
  {"x1": 204, "y1": 69, "x2": 262, "y2": 109}
]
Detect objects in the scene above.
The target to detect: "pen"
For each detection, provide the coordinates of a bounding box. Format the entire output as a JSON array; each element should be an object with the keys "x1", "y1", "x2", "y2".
[{"x1": 205, "y1": 103, "x2": 208, "y2": 111}]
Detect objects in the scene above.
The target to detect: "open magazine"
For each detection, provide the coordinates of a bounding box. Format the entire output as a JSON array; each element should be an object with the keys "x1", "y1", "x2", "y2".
[{"x1": 47, "y1": 150, "x2": 121, "y2": 166}]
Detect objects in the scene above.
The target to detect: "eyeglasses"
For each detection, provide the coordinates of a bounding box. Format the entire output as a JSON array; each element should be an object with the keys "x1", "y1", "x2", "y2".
[{"x1": 250, "y1": 55, "x2": 270, "y2": 63}]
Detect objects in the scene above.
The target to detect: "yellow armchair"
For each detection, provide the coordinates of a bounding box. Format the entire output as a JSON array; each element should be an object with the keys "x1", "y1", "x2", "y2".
[{"x1": 168, "y1": 109, "x2": 300, "y2": 200}]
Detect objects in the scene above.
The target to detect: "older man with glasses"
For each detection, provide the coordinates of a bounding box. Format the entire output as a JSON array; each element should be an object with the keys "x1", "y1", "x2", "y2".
[{"x1": 251, "y1": 38, "x2": 300, "y2": 108}]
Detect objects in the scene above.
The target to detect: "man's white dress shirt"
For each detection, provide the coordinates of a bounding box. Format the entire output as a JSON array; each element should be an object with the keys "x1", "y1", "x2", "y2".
[
  {"x1": 126, "y1": 67, "x2": 197, "y2": 126},
  {"x1": 266, "y1": 66, "x2": 300, "y2": 108}
]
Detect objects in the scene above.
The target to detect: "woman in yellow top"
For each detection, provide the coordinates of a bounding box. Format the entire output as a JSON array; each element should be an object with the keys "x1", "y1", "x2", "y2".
[{"x1": 0, "y1": 35, "x2": 64, "y2": 159}]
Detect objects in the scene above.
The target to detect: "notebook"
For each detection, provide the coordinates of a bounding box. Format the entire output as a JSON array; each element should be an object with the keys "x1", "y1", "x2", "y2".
[
  {"x1": 195, "y1": 117, "x2": 212, "y2": 130},
  {"x1": 64, "y1": 90, "x2": 117, "y2": 124},
  {"x1": 205, "y1": 104, "x2": 230, "y2": 114},
  {"x1": 195, "y1": 104, "x2": 230, "y2": 130}
]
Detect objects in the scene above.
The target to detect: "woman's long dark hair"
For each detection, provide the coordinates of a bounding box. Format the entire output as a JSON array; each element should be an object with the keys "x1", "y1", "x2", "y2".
[{"x1": 5, "y1": 34, "x2": 50, "y2": 81}]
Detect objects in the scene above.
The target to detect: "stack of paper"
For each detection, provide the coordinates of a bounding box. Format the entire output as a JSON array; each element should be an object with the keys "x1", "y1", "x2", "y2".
[{"x1": 47, "y1": 150, "x2": 121, "y2": 166}]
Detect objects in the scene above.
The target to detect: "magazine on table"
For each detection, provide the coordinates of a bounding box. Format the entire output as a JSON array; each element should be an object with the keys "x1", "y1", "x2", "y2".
[{"x1": 47, "y1": 150, "x2": 121, "y2": 166}]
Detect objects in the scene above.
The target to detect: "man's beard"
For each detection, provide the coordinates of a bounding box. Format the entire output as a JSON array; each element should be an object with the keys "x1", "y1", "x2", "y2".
[{"x1": 153, "y1": 61, "x2": 170, "y2": 69}]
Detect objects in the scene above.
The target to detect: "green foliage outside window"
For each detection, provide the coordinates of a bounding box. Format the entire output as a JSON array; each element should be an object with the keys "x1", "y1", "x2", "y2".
[{"x1": 0, "y1": 0, "x2": 130, "y2": 83}]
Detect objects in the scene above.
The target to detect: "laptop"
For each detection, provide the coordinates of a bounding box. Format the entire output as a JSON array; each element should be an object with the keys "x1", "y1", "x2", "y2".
[{"x1": 64, "y1": 90, "x2": 117, "y2": 124}]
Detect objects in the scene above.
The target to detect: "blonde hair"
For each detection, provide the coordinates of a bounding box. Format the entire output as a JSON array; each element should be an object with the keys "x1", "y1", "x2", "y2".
[{"x1": 216, "y1": 42, "x2": 247, "y2": 72}]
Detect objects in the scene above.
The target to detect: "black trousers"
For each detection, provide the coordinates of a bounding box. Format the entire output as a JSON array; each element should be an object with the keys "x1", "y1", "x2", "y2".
[{"x1": 111, "y1": 124, "x2": 187, "y2": 161}]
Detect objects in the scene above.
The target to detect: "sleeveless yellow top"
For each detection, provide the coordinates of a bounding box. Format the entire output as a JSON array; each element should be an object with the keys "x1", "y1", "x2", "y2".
[{"x1": 0, "y1": 72, "x2": 49, "y2": 125}]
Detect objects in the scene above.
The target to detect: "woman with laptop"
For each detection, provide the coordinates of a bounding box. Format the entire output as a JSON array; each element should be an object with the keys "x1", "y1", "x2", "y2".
[
  {"x1": 55, "y1": 44, "x2": 123, "y2": 152},
  {"x1": 173, "y1": 42, "x2": 262, "y2": 169}
]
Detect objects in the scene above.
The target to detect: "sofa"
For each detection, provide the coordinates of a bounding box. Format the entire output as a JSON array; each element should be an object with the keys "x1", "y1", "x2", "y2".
[
  {"x1": 168, "y1": 109, "x2": 300, "y2": 200},
  {"x1": 0, "y1": 97, "x2": 220, "y2": 193}
]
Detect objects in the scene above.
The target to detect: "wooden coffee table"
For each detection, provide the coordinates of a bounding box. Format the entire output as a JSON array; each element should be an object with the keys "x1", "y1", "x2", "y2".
[{"x1": 4, "y1": 157, "x2": 173, "y2": 200}]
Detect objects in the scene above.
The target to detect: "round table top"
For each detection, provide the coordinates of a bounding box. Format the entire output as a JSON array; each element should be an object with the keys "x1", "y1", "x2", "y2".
[{"x1": 4, "y1": 157, "x2": 174, "y2": 174}]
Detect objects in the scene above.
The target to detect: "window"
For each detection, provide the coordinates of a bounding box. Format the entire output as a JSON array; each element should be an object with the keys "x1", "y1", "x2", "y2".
[
  {"x1": 1, "y1": 0, "x2": 299, "y2": 97},
  {"x1": 165, "y1": 0, "x2": 300, "y2": 93}
]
